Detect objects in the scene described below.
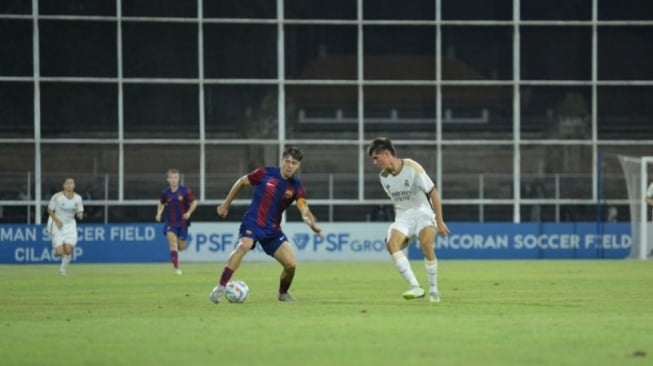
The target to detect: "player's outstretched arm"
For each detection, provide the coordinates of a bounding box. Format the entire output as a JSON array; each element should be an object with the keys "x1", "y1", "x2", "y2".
[
  {"x1": 155, "y1": 202, "x2": 165, "y2": 222},
  {"x1": 429, "y1": 187, "x2": 449, "y2": 236},
  {"x1": 184, "y1": 198, "x2": 198, "y2": 220},
  {"x1": 296, "y1": 198, "x2": 323, "y2": 237},
  {"x1": 217, "y1": 175, "x2": 249, "y2": 218}
]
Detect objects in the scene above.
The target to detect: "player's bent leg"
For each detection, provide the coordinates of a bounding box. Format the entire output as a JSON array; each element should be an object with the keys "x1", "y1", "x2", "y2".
[
  {"x1": 54, "y1": 245, "x2": 65, "y2": 257},
  {"x1": 386, "y1": 228, "x2": 407, "y2": 254},
  {"x1": 59, "y1": 243, "x2": 73, "y2": 276},
  {"x1": 226, "y1": 238, "x2": 254, "y2": 271},
  {"x1": 418, "y1": 226, "x2": 440, "y2": 303},
  {"x1": 274, "y1": 242, "x2": 297, "y2": 301},
  {"x1": 387, "y1": 230, "x2": 421, "y2": 297},
  {"x1": 418, "y1": 225, "x2": 437, "y2": 260},
  {"x1": 210, "y1": 238, "x2": 255, "y2": 304},
  {"x1": 177, "y1": 239, "x2": 187, "y2": 251},
  {"x1": 166, "y1": 232, "x2": 179, "y2": 251},
  {"x1": 166, "y1": 232, "x2": 182, "y2": 273}
]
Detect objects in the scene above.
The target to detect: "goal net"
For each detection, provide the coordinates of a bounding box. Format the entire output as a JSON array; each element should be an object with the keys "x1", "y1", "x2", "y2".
[{"x1": 618, "y1": 155, "x2": 653, "y2": 259}]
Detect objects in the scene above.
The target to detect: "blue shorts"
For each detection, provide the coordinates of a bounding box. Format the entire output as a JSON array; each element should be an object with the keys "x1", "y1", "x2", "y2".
[
  {"x1": 238, "y1": 222, "x2": 288, "y2": 256},
  {"x1": 164, "y1": 225, "x2": 189, "y2": 240}
]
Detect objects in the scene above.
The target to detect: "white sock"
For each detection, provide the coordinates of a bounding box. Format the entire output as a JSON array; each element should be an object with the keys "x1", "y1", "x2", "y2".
[
  {"x1": 391, "y1": 251, "x2": 419, "y2": 288},
  {"x1": 424, "y1": 259, "x2": 439, "y2": 293},
  {"x1": 61, "y1": 255, "x2": 71, "y2": 270}
]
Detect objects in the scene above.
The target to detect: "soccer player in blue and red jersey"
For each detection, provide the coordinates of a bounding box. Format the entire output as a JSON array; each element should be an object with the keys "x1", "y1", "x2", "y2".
[
  {"x1": 155, "y1": 168, "x2": 197, "y2": 275},
  {"x1": 209, "y1": 147, "x2": 322, "y2": 303}
]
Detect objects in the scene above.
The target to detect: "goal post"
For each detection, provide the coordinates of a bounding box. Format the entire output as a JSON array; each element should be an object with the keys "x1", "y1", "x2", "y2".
[{"x1": 618, "y1": 155, "x2": 653, "y2": 260}]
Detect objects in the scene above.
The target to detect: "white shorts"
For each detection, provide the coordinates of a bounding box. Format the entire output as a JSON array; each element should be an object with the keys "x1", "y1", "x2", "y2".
[
  {"x1": 48, "y1": 219, "x2": 78, "y2": 247},
  {"x1": 387, "y1": 209, "x2": 436, "y2": 242}
]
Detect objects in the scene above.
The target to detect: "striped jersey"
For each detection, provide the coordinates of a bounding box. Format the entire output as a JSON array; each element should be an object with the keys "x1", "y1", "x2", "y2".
[
  {"x1": 379, "y1": 158, "x2": 435, "y2": 217},
  {"x1": 160, "y1": 186, "x2": 196, "y2": 228},
  {"x1": 243, "y1": 167, "x2": 306, "y2": 230}
]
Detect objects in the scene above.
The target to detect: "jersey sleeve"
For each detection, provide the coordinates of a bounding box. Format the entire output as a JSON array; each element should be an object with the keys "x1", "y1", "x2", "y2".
[
  {"x1": 417, "y1": 171, "x2": 435, "y2": 194},
  {"x1": 247, "y1": 167, "x2": 266, "y2": 185},
  {"x1": 48, "y1": 193, "x2": 59, "y2": 211},
  {"x1": 295, "y1": 181, "x2": 306, "y2": 201},
  {"x1": 185, "y1": 187, "x2": 196, "y2": 202},
  {"x1": 76, "y1": 194, "x2": 84, "y2": 213}
]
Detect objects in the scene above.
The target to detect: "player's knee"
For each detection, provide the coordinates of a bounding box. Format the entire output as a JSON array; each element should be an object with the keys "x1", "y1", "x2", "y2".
[
  {"x1": 237, "y1": 241, "x2": 254, "y2": 252},
  {"x1": 284, "y1": 262, "x2": 296, "y2": 272}
]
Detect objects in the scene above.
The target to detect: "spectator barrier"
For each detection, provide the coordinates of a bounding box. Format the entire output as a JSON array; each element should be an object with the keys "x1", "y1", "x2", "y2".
[{"x1": 0, "y1": 222, "x2": 631, "y2": 264}]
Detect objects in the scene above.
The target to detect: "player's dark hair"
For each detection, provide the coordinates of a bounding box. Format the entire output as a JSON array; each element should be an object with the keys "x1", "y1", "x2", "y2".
[
  {"x1": 283, "y1": 146, "x2": 304, "y2": 161},
  {"x1": 367, "y1": 137, "x2": 396, "y2": 156}
]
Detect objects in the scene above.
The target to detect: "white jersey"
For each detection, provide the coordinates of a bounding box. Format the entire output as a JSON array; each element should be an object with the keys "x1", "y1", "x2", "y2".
[
  {"x1": 48, "y1": 191, "x2": 84, "y2": 225},
  {"x1": 379, "y1": 158, "x2": 435, "y2": 217}
]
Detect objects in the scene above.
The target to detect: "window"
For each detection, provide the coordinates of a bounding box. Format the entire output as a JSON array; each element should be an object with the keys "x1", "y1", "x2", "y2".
[
  {"x1": 285, "y1": 24, "x2": 357, "y2": 80},
  {"x1": 286, "y1": 0, "x2": 356, "y2": 20},
  {"x1": 0, "y1": 82, "x2": 33, "y2": 137},
  {"x1": 520, "y1": 86, "x2": 591, "y2": 140},
  {"x1": 364, "y1": 25, "x2": 435, "y2": 80},
  {"x1": 287, "y1": 84, "x2": 358, "y2": 139},
  {"x1": 124, "y1": 83, "x2": 199, "y2": 138},
  {"x1": 204, "y1": 84, "x2": 277, "y2": 139},
  {"x1": 442, "y1": 0, "x2": 511, "y2": 20},
  {"x1": 40, "y1": 0, "x2": 115, "y2": 16},
  {"x1": 41, "y1": 82, "x2": 117, "y2": 138},
  {"x1": 598, "y1": 0, "x2": 653, "y2": 20},
  {"x1": 122, "y1": 22, "x2": 197, "y2": 78},
  {"x1": 442, "y1": 26, "x2": 512, "y2": 81},
  {"x1": 364, "y1": 0, "x2": 435, "y2": 20},
  {"x1": 598, "y1": 86, "x2": 653, "y2": 140},
  {"x1": 443, "y1": 85, "x2": 513, "y2": 139},
  {"x1": 40, "y1": 20, "x2": 116, "y2": 77},
  {"x1": 521, "y1": 26, "x2": 591, "y2": 80},
  {"x1": 203, "y1": 0, "x2": 275, "y2": 19},
  {"x1": 598, "y1": 27, "x2": 653, "y2": 80},
  {"x1": 521, "y1": 0, "x2": 591, "y2": 20},
  {"x1": 364, "y1": 85, "x2": 436, "y2": 140},
  {"x1": 122, "y1": 0, "x2": 196, "y2": 18},
  {"x1": 0, "y1": 19, "x2": 32, "y2": 76},
  {"x1": 204, "y1": 24, "x2": 276, "y2": 79}
]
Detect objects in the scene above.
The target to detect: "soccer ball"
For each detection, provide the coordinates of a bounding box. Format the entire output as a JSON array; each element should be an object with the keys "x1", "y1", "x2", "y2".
[{"x1": 225, "y1": 280, "x2": 249, "y2": 303}]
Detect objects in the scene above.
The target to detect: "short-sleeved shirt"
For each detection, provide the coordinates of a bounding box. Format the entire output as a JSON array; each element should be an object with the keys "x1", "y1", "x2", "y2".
[
  {"x1": 47, "y1": 191, "x2": 84, "y2": 225},
  {"x1": 242, "y1": 167, "x2": 306, "y2": 230},
  {"x1": 160, "y1": 186, "x2": 196, "y2": 228},
  {"x1": 379, "y1": 158, "x2": 435, "y2": 218}
]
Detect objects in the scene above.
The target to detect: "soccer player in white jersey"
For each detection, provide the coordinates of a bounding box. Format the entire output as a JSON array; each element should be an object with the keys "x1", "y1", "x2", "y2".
[
  {"x1": 47, "y1": 177, "x2": 84, "y2": 276},
  {"x1": 367, "y1": 137, "x2": 449, "y2": 303}
]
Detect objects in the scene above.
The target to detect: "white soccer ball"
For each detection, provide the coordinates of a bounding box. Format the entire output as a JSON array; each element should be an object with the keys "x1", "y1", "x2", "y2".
[{"x1": 225, "y1": 280, "x2": 249, "y2": 303}]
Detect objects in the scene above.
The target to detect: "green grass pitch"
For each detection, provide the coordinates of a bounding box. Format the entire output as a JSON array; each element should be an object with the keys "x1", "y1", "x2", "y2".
[{"x1": 1, "y1": 260, "x2": 652, "y2": 366}]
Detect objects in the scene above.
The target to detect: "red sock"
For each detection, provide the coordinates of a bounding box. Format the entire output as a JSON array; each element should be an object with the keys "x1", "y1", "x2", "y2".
[
  {"x1": 219, "y1": 267, "x2": 234, "y2": 286},
  {"x1": 279, "y1": 267, "x2": 295, "y2": 294},
  {"x1": 279, "y1": 279, "x2": 291, "y2": 294},
  {"x1": 170, "y1": 251, "x2": 178, "y2": 269}
]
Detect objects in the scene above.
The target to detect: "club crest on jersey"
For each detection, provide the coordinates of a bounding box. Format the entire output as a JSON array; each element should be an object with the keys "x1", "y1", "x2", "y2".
[
  {"x1": 404, "y1": 180, "x2": 410, "y2": 187},
  {"x1": 177, "y1": 195, "x2": 184, "y2": 201},
  {"x1": 284, "y1": 189, "x2": 294, "y2": 198}
]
